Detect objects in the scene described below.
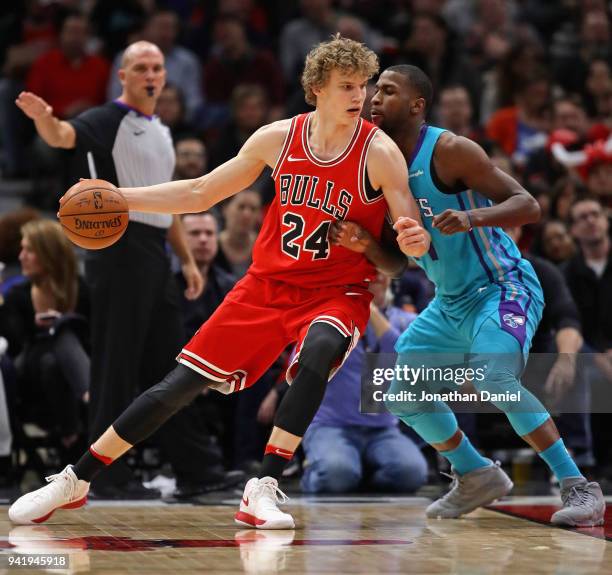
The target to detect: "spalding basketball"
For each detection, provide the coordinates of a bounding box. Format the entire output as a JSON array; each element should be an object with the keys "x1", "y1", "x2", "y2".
[{"x1": 58, "y1": 180, "x2": 129, "y2": 249}]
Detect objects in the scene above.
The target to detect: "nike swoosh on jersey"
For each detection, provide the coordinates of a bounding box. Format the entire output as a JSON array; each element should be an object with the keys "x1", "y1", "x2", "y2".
[{"x1": 287, "y1": 155, "x2": 307, "y2": 162}]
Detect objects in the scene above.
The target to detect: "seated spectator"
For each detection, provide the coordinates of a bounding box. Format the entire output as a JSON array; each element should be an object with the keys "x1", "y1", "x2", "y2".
[
  {"x1": 208, "y1": 85, "x2": 269, "y2": 170},
  {"x1": 173, "y1": 136, "x2": 208, "y2": 178},
  {"x1": 0, "y1": 0, "x2": 59, "y2": 177},
  {"x1": 215, "y1": 0, "x2": 273, "y2": 48},
  {"x1": 298, "y1": 271, "x2": 428, "y2": 494},
  {"x1": 0, "y1": 220, "x2": 90, "y2": 463},
  {"x1": 533, "y1": 220, "x2": 577, "y2": 265},
  {"x1": 435, "y1": 84, "x2": 485, "y2": 143},
  {"x1": 279, "y1": 0, "x2": 338, "y2": 91},
  {"x1": 0, "y1": 208, "x2": 41, "y2": 293},
  {"x1": 204, "y1": 15, "x2": 284, "y2": 122},
  {"x1": 178, "y1": 213, "x2": 236, "y2": 335},
  {"x1": 525, "y1": 96, "x2": 592, "y2": 188},
  {"x1": 585, "y1": 149, "x2": 612, "y2": 208},
  {"x1": 155, "y1": 84, "x2": 191, "y2": 141},
  {"x1": 26, "y1": 12, "x2": 109, "y2": 120},
  {"x1": 486, "y1": 72, "x2": 552, "y2": 168},
  {"x1": 550, "y1": 175, "x2": 588, "y2": 221},
  {"x1": 391, "y1": 12, "x2": 482, "y2": 116},
  {"x1": 89, "y1": 0, "x2": 148, "y2": 60},
  {"x1": 335, "y1": 14, "x2": 383, "y2": 55},
  {"x1": 565, "y1": 196, "x2": 612, "y2": 471},
  {"x1": 463, "y1": 0, "x2": 538, "y2": 72},
  {"x1": 565, "y1": 196, "x2": 612, "y2": 352},
  {"x1": 23, "y1": 11, "x2": 110, "y2": 201},
  {"x1": 479, "y1": 35, "x2": 546, "y2": 123},
  {"x1": 553, "y1": 9, "x2": 611, "y2": 97},
  {"x1": 215, "y1": 189, "x2": 262, "y2": 279},
  {"x1": 584, "y1": 58, "x2": 612, "y2": 122}
]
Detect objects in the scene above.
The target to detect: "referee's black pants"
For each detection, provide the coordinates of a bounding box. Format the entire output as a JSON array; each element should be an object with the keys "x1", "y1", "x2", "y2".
[{"x1": 85, "y1": 222, "x2": 222, "y2": 488}]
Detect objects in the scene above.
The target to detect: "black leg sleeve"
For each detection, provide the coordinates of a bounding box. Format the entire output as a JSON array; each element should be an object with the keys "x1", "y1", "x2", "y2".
[
  {"x1": 113, "y1": 364, "x2": 210, "y2": 445},
  {"x1": 273, "y1": 323, "x2": 350, "y2": 437}
]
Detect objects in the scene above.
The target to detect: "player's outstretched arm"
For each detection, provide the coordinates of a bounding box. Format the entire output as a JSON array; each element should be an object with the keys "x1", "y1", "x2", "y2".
[
  {"x1": 115, "y1": 121, "x2": 289, "y2": 214},
  {"x1": 367, "y1": 132, "x2": 430, "y2": 257},
  {"x1": 431, "y1": 135, "x2": 541, "y2": 234}
]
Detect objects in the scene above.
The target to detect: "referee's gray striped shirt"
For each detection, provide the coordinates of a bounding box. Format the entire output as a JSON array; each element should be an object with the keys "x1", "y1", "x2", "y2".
[{"x1": 70, "y1": 100, "x2": 176, "y2": 229}]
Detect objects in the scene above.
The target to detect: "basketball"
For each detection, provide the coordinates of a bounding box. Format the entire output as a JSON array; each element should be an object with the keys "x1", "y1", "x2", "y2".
[{"x1": 58, "y1": 179, "x2": 129, "y2": 249}]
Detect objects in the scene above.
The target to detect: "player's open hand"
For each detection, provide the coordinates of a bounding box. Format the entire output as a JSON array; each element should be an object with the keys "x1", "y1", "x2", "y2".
[
  {"x1": 432, "y1": 209, "x2": 472, "y2": 235},
  {"x1": 15, "y1": 91, "x2": 52, "y2": 120},
  {"x1": 393, "y1": 216, "x2": 430, "y2": 257},
  {"x1": 330, "y1": 221, "x2": 372, "y2": 253}
]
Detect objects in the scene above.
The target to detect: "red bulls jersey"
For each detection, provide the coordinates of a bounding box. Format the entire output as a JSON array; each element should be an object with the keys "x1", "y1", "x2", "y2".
[{"x1": 250, "y1": 113, "x2": 389, "y2": 288}]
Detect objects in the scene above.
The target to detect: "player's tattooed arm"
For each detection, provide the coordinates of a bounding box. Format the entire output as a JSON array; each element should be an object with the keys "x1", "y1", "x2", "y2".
[
  {"x1": 432, "y1": 134, "x2": 541, "y2": 234},
  {"x1": 330, "y1": 219, "x2": 407, "y2": 277}
]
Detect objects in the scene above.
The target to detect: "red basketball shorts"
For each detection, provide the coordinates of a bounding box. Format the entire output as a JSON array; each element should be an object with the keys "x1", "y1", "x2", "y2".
[{"x1": 177, "y1": 273, "x2": 372, "y2": 394}]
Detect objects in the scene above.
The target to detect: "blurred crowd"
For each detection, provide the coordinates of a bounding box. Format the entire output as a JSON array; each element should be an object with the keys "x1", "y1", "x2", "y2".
[{"x1": 0, "y1": 0, "x2": 610, "y2": 496}]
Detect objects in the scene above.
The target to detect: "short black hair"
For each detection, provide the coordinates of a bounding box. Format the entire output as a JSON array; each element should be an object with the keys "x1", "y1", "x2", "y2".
[
  {"x1": 385, "y1": 65, "x2": 433, "y2": 111},
  {"x1": 568, "y1": 194, "x2": 603, "y2": 224}
]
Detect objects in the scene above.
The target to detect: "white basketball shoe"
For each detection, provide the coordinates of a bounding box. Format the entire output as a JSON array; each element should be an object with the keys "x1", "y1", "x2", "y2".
[
  {"x1": 8, "y1": 466, "x2": 89, "y2": 524},
  {"x1": 235, "y1": 477, "x2": 295, "y2": 529}
]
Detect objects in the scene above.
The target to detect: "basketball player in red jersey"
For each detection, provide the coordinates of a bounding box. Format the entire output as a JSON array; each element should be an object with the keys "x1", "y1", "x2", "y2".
[{"x1": 9, "y1": 36, "x2": 429, "y2": 529}]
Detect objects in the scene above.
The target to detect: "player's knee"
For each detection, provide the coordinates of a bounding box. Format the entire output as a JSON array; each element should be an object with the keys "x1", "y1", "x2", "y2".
[
  {"x1": 473, "y1": 369, "x2": 521, "y2": 411},
  {"x1": 304, "y1": 460, "x2": 361, "y2": 493},
  {"x1": 383, "y1": 392, "x2": 426, "y2": 419},
  {"x1": 373, "y1": 459, "x2": 428, "y2": 493},
  {"x1": 300, "y1": 323, "x2": 350, "y2": 374},
  {"x1": 113, "y1": 365, "x2": 211, "y2": 445},
  {"x1": 147, "y1": 364, "x2": 210, "y2": 412}
]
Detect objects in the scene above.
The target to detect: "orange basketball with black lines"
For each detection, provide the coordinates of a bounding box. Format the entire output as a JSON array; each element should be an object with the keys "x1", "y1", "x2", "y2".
[{"x1": 58, "y1": 179, "x2": 129, "y2": 250}]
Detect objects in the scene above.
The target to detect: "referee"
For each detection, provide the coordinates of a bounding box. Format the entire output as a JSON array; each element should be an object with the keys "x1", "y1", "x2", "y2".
[{"x1": 14, "y1": 42, "x2": 234, "y2": 498}]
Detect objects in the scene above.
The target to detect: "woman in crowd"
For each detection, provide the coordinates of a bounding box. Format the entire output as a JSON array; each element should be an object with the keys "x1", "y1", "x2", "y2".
[
  {"x1": 215, "y1": 189, "x2": 262, "y2": 279},
  {"x1": 0, "y1": 219, "x2": 90, "y2": 461}
]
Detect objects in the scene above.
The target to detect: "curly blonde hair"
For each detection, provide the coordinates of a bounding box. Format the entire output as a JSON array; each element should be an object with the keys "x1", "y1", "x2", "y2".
[{"x1": 301, "y1": 34, "x2": 379, "y2": 106}]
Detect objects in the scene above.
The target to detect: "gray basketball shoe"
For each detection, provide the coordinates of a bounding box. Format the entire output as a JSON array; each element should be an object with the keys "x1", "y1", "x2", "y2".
[
  {"x1": 426, "y1": 461, "x2": 513, "y2": 519},
  {"x1": 551, "y1": 477, "x2": 606, "y2": 527}
]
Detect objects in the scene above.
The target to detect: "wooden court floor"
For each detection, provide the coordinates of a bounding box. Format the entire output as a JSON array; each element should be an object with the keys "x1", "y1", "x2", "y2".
[{"x1": 1, "y1": 496, "x2": 611, "y2": 574}]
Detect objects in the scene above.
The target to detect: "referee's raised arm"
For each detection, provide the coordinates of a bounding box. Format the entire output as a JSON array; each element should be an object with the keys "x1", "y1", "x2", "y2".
[{"x1": 15, "y1": 91, "x2": 76, "y2": 149}]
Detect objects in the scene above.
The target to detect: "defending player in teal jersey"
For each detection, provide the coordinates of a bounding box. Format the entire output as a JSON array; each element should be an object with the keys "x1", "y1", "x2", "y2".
[{"x1": 334, "y1": 65, "x2": 605, "y2": 526}]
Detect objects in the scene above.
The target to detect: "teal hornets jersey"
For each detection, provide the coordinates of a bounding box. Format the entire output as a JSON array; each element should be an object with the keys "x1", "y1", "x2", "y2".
[{"x1": 408, "y1": 125, "x2": 543, "y2": 308}]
